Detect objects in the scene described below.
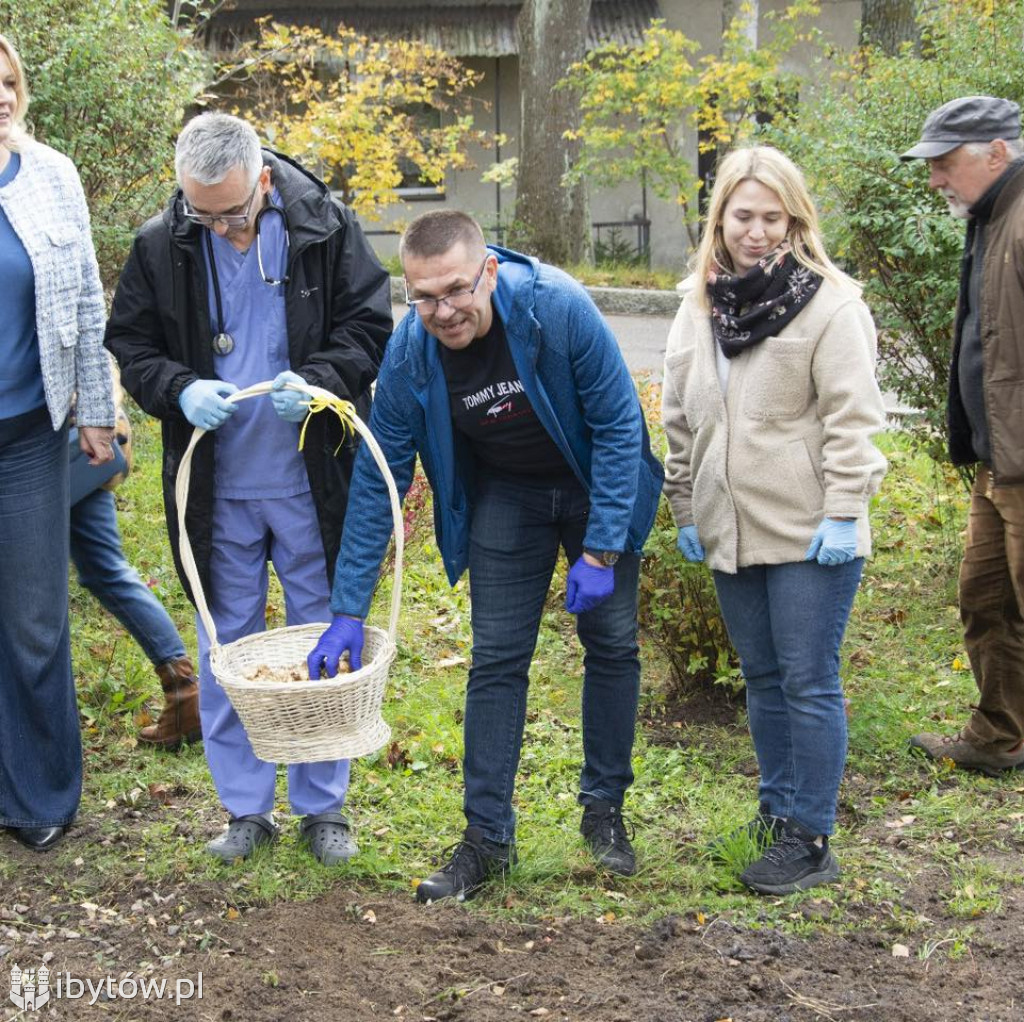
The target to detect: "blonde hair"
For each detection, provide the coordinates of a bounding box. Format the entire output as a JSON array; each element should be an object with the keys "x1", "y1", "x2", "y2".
[
  {"x1": 0, "y1": 33, "x2": 30, "y2": 149},
  {"x1": 692, "y1": 145, "x2": 849, "y2": 311}
]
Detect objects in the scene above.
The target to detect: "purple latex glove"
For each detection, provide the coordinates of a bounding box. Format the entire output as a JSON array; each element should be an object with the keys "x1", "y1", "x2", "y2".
[
  {"x1": 804, "y1": 518, "x2": 858, "y2": 566},
  {"x1": 677, "y1": 525, "x2": 705, "y2": 562},
  {"x1": 565, "y1": 555, "x2": 615, "y2": 615},
  {"x1": 270, "y1": 370, "x2": 311, "y2": 422},
  {"x1": 307, "y1": 615, "x2": 364, "y2": 678}
]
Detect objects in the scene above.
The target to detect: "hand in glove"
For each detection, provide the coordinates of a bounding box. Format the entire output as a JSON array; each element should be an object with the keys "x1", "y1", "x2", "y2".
[
  {"x1": 677, "y1": 525, "x2": 705, "y2": 563},
  {"x1": 804, "y1": 517, "x2": 858, "y2": 566},
  {"x1": 565, "y1": 555, "x2": 615, "y2": 615},
  {"x1": 179, "y1": 379, "x2": 238, "y2": 431},
  {"x1": 270, "y1": 370, "x2": 311, "y2": 423},
  {"x1": 307, "y1": 614, "x2": 365, "y2": 678}
]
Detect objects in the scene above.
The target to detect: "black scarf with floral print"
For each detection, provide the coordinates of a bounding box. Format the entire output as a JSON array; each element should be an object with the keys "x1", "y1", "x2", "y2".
[{"x1": 709, "y1": 249, "x2": 823, "y2": 359}]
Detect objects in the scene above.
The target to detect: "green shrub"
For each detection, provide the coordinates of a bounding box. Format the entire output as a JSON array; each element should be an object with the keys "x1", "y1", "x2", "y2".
[
  {"x1": 636, "y1": 380, "x2": 738, "y2": 700},
  {"x1": 770, "y1": 0, "x2": 1024, "y2": 474},
  {"x1": 1, "y1": 0, "x2": 210, "y2": 284},
  {"x1": 638, "y1": 499, "x2": 741, "y2": 699}
]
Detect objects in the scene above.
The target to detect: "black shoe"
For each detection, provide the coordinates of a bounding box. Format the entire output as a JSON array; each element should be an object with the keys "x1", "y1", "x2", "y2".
[
  {"x1": 739, "y1": 818, "x2": 839, "y2": 895},
  {"x1": 9, "y1": 825, "x2": 66, "y2": 852},
  {"x1": 580, "y1": 800, "x2": 636, "y2": 876},
  {"x1": 707, "y1": 802, "x2": 784, "y2": 858},
  {"x1": 415, "y1": 826, "x2": 515, "y2": 903}
]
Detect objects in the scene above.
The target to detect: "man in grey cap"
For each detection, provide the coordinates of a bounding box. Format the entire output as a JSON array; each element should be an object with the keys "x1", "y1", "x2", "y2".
[{"x1": 902, "y1": 95, "x2": 1024, "y2": 775}]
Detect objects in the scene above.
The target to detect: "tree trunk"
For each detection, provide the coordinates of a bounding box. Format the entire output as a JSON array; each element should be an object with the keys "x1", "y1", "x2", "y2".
[
  {"x1": 510, "y1": 0, "x2": 592, "y2": 265},
  {"x1": 860, "y1": 0, "x2": 919, "y2": 53},
  {"x1": 723, "y1": 0, "x2": 758, "y2": 47}
]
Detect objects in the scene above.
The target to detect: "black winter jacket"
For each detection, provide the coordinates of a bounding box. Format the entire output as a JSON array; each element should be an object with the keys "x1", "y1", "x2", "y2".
[{"x1": 105, "y1": 150, "x2": 392, "y2": 604}]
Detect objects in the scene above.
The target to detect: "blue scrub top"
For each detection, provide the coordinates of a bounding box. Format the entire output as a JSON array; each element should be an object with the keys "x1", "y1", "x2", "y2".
[
  {"x1": 0, "y1": 153, "x2": 46, "y2": 419},
  {"x1": 203, "y1": 189, "x2": 309, "y2": 499}
]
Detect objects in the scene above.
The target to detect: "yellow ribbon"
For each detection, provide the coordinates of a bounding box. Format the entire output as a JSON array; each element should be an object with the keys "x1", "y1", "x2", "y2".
[{"x1": 297, "y1": 393, "x2": 356, "y2": 455}]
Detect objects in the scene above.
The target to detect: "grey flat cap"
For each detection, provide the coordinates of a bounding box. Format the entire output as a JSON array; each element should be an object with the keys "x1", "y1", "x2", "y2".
[{"x1": 901, "y1": 96, "x2": 1021, "y2": 160}]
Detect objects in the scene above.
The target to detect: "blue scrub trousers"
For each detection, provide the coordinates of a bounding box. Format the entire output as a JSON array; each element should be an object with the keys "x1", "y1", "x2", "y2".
[{"x1": 196, "y1": 492, "x2": 350, "y2": 818}]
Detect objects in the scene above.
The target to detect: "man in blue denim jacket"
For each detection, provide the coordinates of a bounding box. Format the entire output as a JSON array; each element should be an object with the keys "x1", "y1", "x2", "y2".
[{"x1": 309, "y1": 210, "x2": 663, "y2": 902}]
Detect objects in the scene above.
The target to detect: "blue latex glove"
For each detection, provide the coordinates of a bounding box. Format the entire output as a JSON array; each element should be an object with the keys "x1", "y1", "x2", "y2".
[
  {"x1": 179, "y1": 379, "x2": 238, "y2": 431},
  {"x1": 565, "y1": 555, "x2": 615, "y2": 615},
  {"x1": 804, "y1": 517, "x2": 858, "y2": 566},
  {"x1": 270, "y1": 370, "x2": 311, "y2": 422},
  {"x1": 307, "y1": 615, "x2": 365, "y2": 678},
  {"x1": 677, "y1": 525, "x2": 705, "y2": 562}
]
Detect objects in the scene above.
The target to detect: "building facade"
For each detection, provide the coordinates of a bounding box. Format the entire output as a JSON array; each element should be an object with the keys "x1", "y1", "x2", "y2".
[{"x1": 205, "y1": 0, "x2": 861, "y2": 270}]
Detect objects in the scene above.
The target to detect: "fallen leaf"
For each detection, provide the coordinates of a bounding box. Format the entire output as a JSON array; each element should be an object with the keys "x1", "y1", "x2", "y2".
[
  {"x1": 148, "y1": 782, "x2": 172, "y2": 804},
  {"x1": 363, "y1": 909, "x2": 377, "y2": 924},
  {"x1": 892, "y1": 943, "x2": 910, "y2": 957},
  {"x1": 436, "y1": 656, "x2": 467, "y2": 669}
]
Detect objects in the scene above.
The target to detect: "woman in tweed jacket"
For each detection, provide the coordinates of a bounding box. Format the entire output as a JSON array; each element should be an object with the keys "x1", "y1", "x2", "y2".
[
  {"x1": 662, "y1": 146, "x2": 887, "y2": 896},
  {"x1": 0, "y1": 33, "x2": 115, "y2": 852}
]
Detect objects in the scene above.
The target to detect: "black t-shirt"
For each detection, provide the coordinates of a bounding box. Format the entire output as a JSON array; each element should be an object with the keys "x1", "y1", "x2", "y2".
[{"x1": 439, "y1": 308, "x2": 573, "y2": 479}]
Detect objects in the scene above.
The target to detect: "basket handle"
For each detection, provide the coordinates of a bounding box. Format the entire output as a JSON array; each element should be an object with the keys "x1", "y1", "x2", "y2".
[{"x1": 174, "y1": 379, "x2": 403, "y2": 649}]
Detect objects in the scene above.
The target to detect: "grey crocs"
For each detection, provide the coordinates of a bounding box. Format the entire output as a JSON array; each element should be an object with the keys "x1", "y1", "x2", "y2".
[
  {"x1": 300, "y1": 811, "x2": 359, "y2": 866},
  {"x1": 206, "y1": 814, "x2": 278, "y2": 862}
]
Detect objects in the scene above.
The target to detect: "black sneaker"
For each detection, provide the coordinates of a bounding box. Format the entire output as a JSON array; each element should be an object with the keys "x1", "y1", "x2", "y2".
[
  {"x1": 415, "y1": 826, "x2": 515, "y2": 903},
  {"x1": 739, "y1": 818, "x2": 839, "y2": 895},
  {"x1": 707, "y1": 802, "x2": 784, "y2": 858},
  {"x1": 580, "y1": 800, "x2": 636, "y2": 876}
]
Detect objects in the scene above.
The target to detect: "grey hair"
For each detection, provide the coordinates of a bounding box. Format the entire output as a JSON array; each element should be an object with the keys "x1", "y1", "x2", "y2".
[
  {"x1": 962, "y1": 138, "x2": 1024, "y2": 159},
  {"x1": 175, "y1": 113, "x2": 263, "y2": 187}
]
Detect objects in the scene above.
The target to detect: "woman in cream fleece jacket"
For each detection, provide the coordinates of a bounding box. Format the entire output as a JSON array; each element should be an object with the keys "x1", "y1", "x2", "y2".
[{"x1": 662, "y1": 146, "x2": 887, "y2": 896}]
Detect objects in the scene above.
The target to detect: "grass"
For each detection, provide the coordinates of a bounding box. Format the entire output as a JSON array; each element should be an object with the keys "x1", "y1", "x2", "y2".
[{"x1": 39, "y1": 401, "x2": 1024, "y2": 958}]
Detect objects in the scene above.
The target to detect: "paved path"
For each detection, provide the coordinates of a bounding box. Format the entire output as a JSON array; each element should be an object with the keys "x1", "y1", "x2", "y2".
[
  {"x1": 606, "y1": 312, "x2": 675, "y2": 378},
  {"x1": 393, "y1": 303, "x2": 674, "y2": 378},
  {"x1": 392, "y1": 302, "x2": 908, "y2": 414}
]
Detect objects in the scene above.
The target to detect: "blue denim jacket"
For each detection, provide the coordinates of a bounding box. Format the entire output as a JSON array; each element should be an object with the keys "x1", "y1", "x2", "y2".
[{"x1": 331, "y1": 246, "x2": 664, "y2": 617}]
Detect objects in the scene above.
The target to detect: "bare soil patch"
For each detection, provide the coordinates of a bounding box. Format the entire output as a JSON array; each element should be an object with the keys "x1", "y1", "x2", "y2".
[{"x1": 3, "y1": 836, "x2": 1022, "y2": 1022}]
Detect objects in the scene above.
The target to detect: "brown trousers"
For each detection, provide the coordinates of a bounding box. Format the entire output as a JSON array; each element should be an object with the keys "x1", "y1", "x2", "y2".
[{"x1": 961, "y1": 466, "x2": 1024, "y2": 750}]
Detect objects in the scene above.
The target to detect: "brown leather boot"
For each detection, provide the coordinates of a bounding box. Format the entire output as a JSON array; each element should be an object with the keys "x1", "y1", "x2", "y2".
[{"x1": 139, "y1": 656, "x2": 202, "y2": 749}]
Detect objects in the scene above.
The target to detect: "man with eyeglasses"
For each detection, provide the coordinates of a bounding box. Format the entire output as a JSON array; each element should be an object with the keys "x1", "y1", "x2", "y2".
[
  {"x1": 105, "y1": 112, "x2": 392, "y2": 864},
  {"x1": 308, "y1": 210, "x2": 664, "y2": 901}
]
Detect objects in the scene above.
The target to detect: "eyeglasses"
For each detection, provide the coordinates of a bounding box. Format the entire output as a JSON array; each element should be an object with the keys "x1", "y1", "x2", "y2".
[
  {"x1": 404, "y1": 256, "x2": 490, "y2": 314},
  {"x1": 182, "y1": 179, "x2": 260, "y2": 229}
]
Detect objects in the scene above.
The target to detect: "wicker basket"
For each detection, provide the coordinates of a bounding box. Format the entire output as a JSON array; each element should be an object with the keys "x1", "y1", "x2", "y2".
[{"x1": 175, "y1": 379, "x2": 402, "y2": 763}]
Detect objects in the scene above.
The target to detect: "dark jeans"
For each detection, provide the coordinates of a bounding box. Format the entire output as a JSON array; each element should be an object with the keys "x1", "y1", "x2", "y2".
[
  {"x1": 463, "y1": 472, "x2": 641, "y2": 844},
  {"x1": 0, "y1": 408, "x2": 81, "y2": 827},
  {"x1": 961, "y1": 466, "x2": 1024, "y2": 750},
  {"x1": 713, "y1": 558, "x2": 863, "y2": 836},
  {"x1": 70, "y1": 488, "x2": 186, "y2": 668}
]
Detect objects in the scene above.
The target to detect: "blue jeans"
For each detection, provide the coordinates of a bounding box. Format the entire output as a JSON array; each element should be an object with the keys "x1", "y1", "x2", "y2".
[
  {"x1": 70, "y1": 488, "x2": 186, "y2": 667},
  {"x1": 0, "y1": 408, "x2": 81, "y2": 827},
  {"x1": 713, "y1": 559, "x2": 863, "y2": 836},
  {"x1": 464, "y1": 472, "x2": 642, "y2": 844}
]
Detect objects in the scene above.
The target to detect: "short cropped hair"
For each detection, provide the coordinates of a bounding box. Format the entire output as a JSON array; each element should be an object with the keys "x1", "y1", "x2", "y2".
[
  {"x1": 0, "y1": 33, "x2": 31, "y2": 148},
  {"x1": 400, "y1": 210, "x2": 487, "y2": 264},
  {"x1": 175, "y1": 112, "x2": 263, "y2": 188},
  {"x1": 963, "y1": 138, "x2": 1024, "y2": 160}
]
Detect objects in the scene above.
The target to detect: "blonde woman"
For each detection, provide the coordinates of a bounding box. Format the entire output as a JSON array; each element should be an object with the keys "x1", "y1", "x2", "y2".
[
  {"x1": 0, "y1": 34, "x2": 114, "y2": 851},
  {"x1": 661, "y1": 145, "x2": 887, "y2": 894}
]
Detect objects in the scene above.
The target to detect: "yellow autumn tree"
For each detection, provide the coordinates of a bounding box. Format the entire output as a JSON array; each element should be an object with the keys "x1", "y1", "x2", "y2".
[
  {"x1": 562, "y1": 2, "x2": 821, "y2": 247},
  {"x1": 233, "y1": 21, "x2": 485, "y2": 220}
]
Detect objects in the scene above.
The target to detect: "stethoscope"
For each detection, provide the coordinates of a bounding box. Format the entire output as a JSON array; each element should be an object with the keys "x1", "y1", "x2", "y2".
[{"x1": 208, "y1": 204, "x2": 290, "y2": 356}]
